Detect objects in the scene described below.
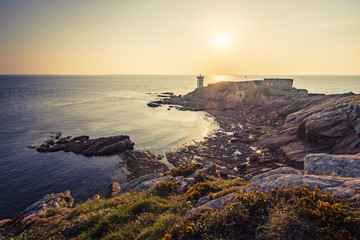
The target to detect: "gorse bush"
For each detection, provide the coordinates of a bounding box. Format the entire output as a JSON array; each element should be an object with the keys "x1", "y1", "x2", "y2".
[
  {"x1": 185, "y1": 182, "x2": 221, "y2": 203},
  {"x1": 170, "y1": 163, "x2": 204, "y2": 177},
  {"x1": 167, "y1": 185, "x2": 360, "y2": 240},
  {"x1": 153, "y1": 179, "x2": 178, "y2": 197}
]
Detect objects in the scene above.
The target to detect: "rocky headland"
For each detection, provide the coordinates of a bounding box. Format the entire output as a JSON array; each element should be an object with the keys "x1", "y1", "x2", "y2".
[
  {"x1": 154, "y1": 80, "x2": 359, "y2": 178},
  {"x1": 3, "y1": 80, "x2": 360, "y2": 239}
]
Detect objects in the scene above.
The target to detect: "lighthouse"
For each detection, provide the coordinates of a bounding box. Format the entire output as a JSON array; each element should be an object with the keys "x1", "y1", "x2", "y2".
[{"x1": 197, "y1": 74, "x2": 204, "y2": 89}]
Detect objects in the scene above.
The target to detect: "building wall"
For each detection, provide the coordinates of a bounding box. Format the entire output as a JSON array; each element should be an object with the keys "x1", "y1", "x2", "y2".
[
  {"x1": 263, "y1": 79, "x2": 293, "y2": 89},
  {"x1": 206, "y1": 79, "x2": 293, "y2": 91}
]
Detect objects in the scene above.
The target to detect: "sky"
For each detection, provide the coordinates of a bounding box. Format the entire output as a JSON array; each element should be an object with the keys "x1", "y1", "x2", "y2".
[{"x1": 0, "y1": 0, "x2": 359, "y2": 75}]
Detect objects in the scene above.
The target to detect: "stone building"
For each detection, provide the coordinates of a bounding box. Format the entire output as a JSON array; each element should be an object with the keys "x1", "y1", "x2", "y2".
[{"x1": 263, "y1": 78, "x2": 293, "y2": 89}]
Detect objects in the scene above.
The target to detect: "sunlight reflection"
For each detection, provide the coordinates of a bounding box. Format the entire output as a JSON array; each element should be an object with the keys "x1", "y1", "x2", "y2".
[{"x1": 206, "y1": 75, "x2": 238, "y2": 85}]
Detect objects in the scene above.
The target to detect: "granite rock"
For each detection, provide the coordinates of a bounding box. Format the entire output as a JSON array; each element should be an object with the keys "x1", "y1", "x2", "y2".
[
  {"x1": 23, "y1": 190, "x2": 74, "y2": 217},
  {"x1": 135, "y1": 176, "x2": 172, "y2": 191},
  {"x1": 304, "y1": 153, "x2": 360, "y2": 178},
  {"x1": 185, "y1": 192, "x2": 238, "y2": 216},
  {"x1": 245, "y1": 167, "x2": 360, "y2": 197}
]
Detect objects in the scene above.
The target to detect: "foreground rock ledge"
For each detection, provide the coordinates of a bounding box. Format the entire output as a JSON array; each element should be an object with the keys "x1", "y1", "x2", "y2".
[
  {"x1": 0, "y1": 191, "x2": 74, "y2": 235},
  {"x1": 304, "y1": 153, "x2": 360, "y2": 178},
  {"x1": 245, "y1": 166, "x2": 360, "y2": 197},
  {"x1": 37, "y1": 135, "x2": 134, "y2": 156}
]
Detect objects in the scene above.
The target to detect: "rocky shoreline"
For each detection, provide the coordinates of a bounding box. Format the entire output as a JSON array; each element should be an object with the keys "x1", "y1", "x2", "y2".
[
  {"x1": 26, "y1": 80, "x2": 360, "y2": 200},
  {"x1": 2, "y1": 81, "x2": 360, "y2": 238},
  {"x1": 153, "y1": 81, "x2": 359, "y2": 179}
]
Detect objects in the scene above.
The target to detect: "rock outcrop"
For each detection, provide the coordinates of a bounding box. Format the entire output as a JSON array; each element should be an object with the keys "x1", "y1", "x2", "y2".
[
  {"x1": 260, "y1": 95, "x2": 360, "y2": 166},
  {"x1": 147, "y1": 102, "x2": 161, "y2": 108},
  {"x1": 135, "y1": 175, "x2": 172, "y2": 191},
  {"x1": 106, "y1": 182, "x2": 121, "y2": 198},
  {"x1": 0, "y1": 191, "x2": 74, "y2": 236},
  {"x1": 245, "y1": 167, "x2": 360, "y2": 197},
  {"x1": 185, "y1": 192, "x2": 238, "y2": 217},
  {"x1": 120, "y1": 174, "x2": 162, "y2": 193},
  {"x1": 23, "y1": 190, "x2": 74, "y2": 217},
  {"x1": 304, "y1": 153, "x2": 360, "y2": 178},
  {"x1": 37, "y1": 135, "x2": 134, "y2": 156},
  {"x1": 117, "y1": 149, "x2": 169, "y2": 181}
]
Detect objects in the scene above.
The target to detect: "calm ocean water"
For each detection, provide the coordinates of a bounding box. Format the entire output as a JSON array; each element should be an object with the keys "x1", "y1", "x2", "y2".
[{"x1": 0, "y1": 74, "x2": 359, "y2": 219}]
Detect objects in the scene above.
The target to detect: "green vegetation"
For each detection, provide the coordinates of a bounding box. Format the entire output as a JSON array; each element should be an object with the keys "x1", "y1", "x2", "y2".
[
  {"x1": 2, "y1": 191, "x2": 191, "y2": 240},
  {"x1": 1, "y1": 178, "x2": 359, "y2": 240},
  {"x1": 260, "y1": 127, "x2": 276, "y2": 135},
  {"x1": 166, "y1": 185, "x2": 360, "y2": 240},
  {"x1": 153, "y1": 179, "x2": 178, "y2": 197},
  {"x1": 185, "y1": 182, "x2": 221, "y2": 203},
  {"x1": 169, "y1": 163, "x2": 204, "y2": 177}
]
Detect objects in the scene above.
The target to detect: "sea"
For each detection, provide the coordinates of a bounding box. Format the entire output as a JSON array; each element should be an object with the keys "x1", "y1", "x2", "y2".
[{"x1": 0, "y1": 74, "x2": 359, "y2": 219}]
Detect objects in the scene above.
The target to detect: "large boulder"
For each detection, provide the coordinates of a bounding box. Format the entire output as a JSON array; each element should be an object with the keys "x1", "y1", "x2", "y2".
[
  {"x1": 245, "y1": 167, "x2": 360, "y2": 197},
  {"x1": 250, "y1": 167, "x2": 301, "y2": 183},
  {"x1": 106, "y1": 182, "x2": 121, "y2": 198},
  {"x1": 304, "y1": 153, "x2": 360, "y2": 178}
]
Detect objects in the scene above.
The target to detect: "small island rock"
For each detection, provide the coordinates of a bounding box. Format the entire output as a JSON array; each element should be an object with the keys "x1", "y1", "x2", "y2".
[{"x1": 36, "y1": 135, "x2": 134, "y2": 156}]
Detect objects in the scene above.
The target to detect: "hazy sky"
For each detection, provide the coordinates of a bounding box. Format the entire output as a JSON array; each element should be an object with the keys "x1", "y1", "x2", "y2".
[{"x1": 0, "y1": 0, "x2": 359, "y2": 74}]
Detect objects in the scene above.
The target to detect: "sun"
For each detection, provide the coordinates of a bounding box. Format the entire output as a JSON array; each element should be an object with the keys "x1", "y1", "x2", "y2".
[{"x1": 214, "y1": 34, "x2": 230, "y2": 49}]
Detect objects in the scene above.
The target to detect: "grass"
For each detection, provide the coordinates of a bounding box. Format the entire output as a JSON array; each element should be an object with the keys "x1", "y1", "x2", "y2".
[
  {"x1": 2, "y1": 191, "x2": 192, "y2": 240},
  {"x1": 2, "y1": 177, "x2": 359, "y2": 240},
  {"x1": 63, "y1": 192, "x2": 190, "y2": 240}
]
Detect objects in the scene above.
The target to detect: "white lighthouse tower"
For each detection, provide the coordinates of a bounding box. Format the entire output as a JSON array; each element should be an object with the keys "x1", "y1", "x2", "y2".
[{"x1": 197, "y1": 74, "x2": 204, "y2": 89}]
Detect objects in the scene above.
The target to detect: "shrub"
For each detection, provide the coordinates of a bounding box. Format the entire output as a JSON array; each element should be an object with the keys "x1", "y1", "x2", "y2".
[
  {"x1": 237, "y1": 188, "x2": 270, "y2": 219},
  {"x1": 193, "y1": 169, "x2": 210, "y2": 182},
  {"x1": 153, "y1": 180, "x2": 177, "y2": 197},
  {"x1": 185, "y1": 182, "x2": 221, "y2": 203},
  {"x1": 262, "y1": 206, "x2": 313, "y2": 239},
  {"x1": 167, "y1": 205, "x2": 249, "y2": 240},
  {"x1": 264, "y1": 185, "x2": 355, "y2": 239},
  {"x1": 170, "y1": 164, "x2": 204, "y2": 177},
  {"x1": 167, "y1": 185, "x2": 359, "y2": 240}
]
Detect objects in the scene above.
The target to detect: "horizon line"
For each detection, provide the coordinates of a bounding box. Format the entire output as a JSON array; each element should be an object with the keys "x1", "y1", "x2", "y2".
[{"x1": 1, "y1": 73, "x2": 360, "y2": 76}]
